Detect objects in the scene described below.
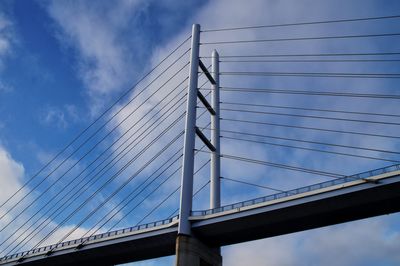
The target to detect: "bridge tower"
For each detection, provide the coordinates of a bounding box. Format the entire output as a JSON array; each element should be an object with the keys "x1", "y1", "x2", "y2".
[{"x1": 176, "y1": 24, "x2": 222, "y2": 266}]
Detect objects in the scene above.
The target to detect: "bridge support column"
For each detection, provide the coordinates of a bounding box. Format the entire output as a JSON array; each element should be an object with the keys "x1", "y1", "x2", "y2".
[
  {"x1": 210, "y1": 50, "x2": 221, "y2": 210},
  {"x1": 178, "y1": 23, "x2": 200, "y2": 236},
  {"x1": 175, "y1": 235, "x2": 222, "y2": 266}
]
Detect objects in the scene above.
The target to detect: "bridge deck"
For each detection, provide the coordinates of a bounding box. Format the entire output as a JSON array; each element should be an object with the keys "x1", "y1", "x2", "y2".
[{"x1": 191, "y1": 167, "x2": 400, "y2": 246}]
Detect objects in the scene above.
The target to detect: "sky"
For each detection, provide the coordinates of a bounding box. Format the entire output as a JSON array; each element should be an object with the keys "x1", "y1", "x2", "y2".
[{"x1": 1, "y1": 0, "x2": 400, "y2": 265}]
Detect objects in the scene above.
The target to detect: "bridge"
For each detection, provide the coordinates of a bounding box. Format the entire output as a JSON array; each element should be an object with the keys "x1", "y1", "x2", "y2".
[
  {"x1": 1, "y1": 164, "x2": 400, "y2": 265},
  {"x1": 1, "y1": 16, "x2": 400, "y2": 266}
]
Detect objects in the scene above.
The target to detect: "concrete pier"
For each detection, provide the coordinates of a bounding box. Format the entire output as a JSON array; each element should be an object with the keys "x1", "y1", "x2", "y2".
[{"x1": 175, "y1": 235, "x2": 222, "y2": 266}]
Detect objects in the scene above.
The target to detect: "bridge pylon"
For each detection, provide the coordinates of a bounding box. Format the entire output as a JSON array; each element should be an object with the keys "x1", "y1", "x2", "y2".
[{"x1": 176, "y1": 24, "x2": 222, "y2": 266}]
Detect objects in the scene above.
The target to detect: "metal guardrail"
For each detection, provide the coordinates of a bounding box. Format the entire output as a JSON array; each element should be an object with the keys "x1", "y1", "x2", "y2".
[
  {"x1": 0, "y1": 215, "x2": 179, "y2": 263},
  {"x1": 191, "y1": 164, "x2": 400, "y2": 216}
]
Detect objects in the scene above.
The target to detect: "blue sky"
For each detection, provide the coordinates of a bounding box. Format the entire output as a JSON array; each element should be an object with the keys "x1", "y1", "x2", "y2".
[{"x1": 1, "y1": 0, "x2": 400, "y2": 265}]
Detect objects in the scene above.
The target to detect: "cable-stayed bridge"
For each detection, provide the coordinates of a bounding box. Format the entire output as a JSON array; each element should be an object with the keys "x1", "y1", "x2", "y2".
[
  {"x1": 2, "y1": 165, "x2": 400, "y2": 266},
  {"x1": 1, "y1": 15, "x2": 400, "y2": 265}
]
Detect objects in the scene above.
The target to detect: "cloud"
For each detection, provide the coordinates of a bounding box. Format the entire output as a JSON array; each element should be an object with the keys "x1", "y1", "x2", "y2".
[
  {"x1": 223, "y1": 214, "x2": 400, "y2": 266},
  {"x1": 0, "y1": 145, "x2": 92, "y2": 256},
  {"x1": 0, "y1": 15, "x2": 11, "y2": 54},
  {"x1": 0, "y1": 80, "x2": 12, "y2": 93},
  {"x1": 39, "y1": 104, "x2": 80, "y2": 129},
  {"x1": 44, "y1": 0, "x2": 145, "y2": 114},
  {"x1": 43, "y1": 0, "x2": 209, "y2": 116},
  {"x1": 0, "y1": 8, "x2": 15, "y2": 92},
  {"x1": 0, "y1": 10, "x2": 14, "y2": 68},
  {"x1": 0, "y1": 145, "x2": 29, "y2": 255},
  {"x1": 0, "y1": 145, "x2": 25, "y2": 204}
]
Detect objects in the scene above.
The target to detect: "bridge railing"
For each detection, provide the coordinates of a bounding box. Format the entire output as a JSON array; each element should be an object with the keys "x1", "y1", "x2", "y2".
[
  {"x1": 191, "y1": 164, "x2": 400, "y2": 216},
  {"x1": 1, "y1": 215, "x2": 179, "y2": 262}
]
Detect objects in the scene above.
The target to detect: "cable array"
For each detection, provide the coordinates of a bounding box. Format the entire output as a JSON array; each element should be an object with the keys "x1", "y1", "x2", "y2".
[
  {"x1": 0, "y1": 35, "x2": 197, "y2": 258},
  {"x1": 5, "y1": 86, "x2": 189, "y2": 255},
  {"x1": 1, "y1": 82, "x2": 188, "y2": 254},
  {"x1": 0, "y1": 36, "x2": 191, "y2": 212},
  {"x1": 198, "y1": 13, "x2": 400, "y2": 207}
]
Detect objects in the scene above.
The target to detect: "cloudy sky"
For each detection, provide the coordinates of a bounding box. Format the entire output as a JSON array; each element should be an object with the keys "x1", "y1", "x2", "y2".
[{"x1": 1, "y1": 0, "x2": 400, "y2": 265}]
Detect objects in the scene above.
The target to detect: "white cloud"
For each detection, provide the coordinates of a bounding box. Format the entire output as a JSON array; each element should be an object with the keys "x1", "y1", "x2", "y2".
[
  {"x1": 0, "y1": 145, "x2": 25, "y2": 204},
  {"x1": 0, "y1": 80, "x2": 12, "y2": 92},
  {"x1": 223, "y1": 214, "x2": 400, "y2": 266},
  {"x1": 0, "y1": 145, "x2": 29, "y2": 256},
  {"x1": 41, "y1": 106, "x2": 68, "y2": 129},
  {"x1": 0, "y1": 11, "x2": 14, "y2": 68},
  {"x1": 45, "y1": 0, "x2": 144, "y2": 115},
  {"x1": 0, "y1": 9, "x2": 15, "y2": 93},
  {"x1": 41, "y1": 224, "x2": 89, "y2": 246},
  {"x1": 39, "y1": 104, "x2": 80, "y2": 129},
  {"x1": 0, "y1": 145, "x2": 92, "y2": 256},
  {"x1": 0, "y1": 16, "x2": 11, "y2": 53}
]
